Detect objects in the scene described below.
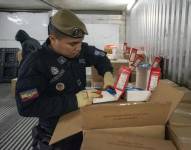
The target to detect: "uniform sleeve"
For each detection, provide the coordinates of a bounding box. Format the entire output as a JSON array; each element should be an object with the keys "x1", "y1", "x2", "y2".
[
  {"x1": 82, "y1": 43, "x2": 113, "y2": 76},
  {"x1": 15, "y1": 54, "x2": 78, "y2": 118}
]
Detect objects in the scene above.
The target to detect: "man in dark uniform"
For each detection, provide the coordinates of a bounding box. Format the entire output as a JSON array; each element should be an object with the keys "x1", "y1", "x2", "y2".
[
  {"x1": 15, "y1": 10, "x2": 114, "y2": 150},
  {"x1": 15, "y1": 29, "x2": 41, "y2": 61}
]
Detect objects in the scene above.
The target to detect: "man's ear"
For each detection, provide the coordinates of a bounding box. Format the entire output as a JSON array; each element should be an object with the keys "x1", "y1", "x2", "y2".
[{"x1": 49, "y1": 34, "x2": 56, "y2": 41}]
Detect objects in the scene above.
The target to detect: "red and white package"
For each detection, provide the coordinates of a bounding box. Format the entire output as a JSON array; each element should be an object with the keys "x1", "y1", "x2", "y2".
[
  {"x1": 152, "y1": 57, "x2": 161, "y2": 68},
  {"x1": 147, "y1": 67, "x2": 161, "y2": 91},
  {"x1": 126, "y1": 46, "x2": 131, "y2": 54},
  {"x1": 129, "y1": 48, "x2": 138, "y2": 62},
  {"x1": 130, "y1": 54, "x2": 145, "y2": 70},
  {"x1": 114, "y1": 66, "x2": 132, "y2": 98}
]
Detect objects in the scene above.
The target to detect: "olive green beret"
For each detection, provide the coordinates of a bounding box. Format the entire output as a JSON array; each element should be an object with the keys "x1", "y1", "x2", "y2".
[{"x1": 51, "y1": 9, "x2": 88, "y2": 38}]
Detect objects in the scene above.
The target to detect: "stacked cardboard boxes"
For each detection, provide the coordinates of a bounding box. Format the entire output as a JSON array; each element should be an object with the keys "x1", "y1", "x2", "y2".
[
  {"x1": 49, "y1": 80, "x2": 185, "y2": 149},
  {"x1": 157, "y1": 79, "x2": 191, "y2": 150}
]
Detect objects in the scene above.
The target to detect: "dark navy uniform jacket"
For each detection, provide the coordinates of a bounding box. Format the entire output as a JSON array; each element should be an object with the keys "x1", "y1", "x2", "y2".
[{"x1": 15, "y1": 39, "x2": 113, "y2": 133}]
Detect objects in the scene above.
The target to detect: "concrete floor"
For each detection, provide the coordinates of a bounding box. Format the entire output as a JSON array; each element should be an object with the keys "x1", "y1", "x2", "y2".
[{"x1": 0, "y1": 83, "x2": 37, "y2": 150}]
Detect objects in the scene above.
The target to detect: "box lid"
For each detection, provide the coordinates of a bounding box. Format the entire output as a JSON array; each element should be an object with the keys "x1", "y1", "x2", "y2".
[
  {"x1": 150, "y1": 80, "x2": 185, "y2": 121},
  {"x1": 169, "y1": 103, "x2": 191, "y2": 126},
  {"x1": 80, "y1": 102, "x2": 170, "y2": 129},
  {"x1": 50, "y1": 102, "x2": 171, "y2": 145},
  {"x1": 49, "y1": 110, "x2": 82, "y2": 145}
]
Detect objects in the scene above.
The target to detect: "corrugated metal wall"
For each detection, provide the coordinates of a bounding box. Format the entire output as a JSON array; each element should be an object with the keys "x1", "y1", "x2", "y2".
[{"x1": 127, "y1": 0, "x2": 191, "y2": 88}]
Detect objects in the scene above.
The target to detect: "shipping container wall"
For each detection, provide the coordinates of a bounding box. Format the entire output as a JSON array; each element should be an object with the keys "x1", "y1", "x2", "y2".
[
  {"x1": 127, "y1": 0, "x2": 191, "y2": 88},
  {"x1": 78, "y1": 13, "x2": 125, "y2": 49}
]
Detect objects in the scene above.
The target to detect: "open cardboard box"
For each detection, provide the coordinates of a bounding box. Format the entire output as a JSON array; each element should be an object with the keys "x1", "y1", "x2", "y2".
[
  {"x1": 50, "y1": 102, "x2": 171, "y2": 145},
  {"x1": 49, "y1": 80, "x2": 185, "y2": 147}
]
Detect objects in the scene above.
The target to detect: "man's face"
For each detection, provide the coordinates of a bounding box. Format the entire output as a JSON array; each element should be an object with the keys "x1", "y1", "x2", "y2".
[{"x1": 50, "y1": 34, "x2": 83, "y2": 58}]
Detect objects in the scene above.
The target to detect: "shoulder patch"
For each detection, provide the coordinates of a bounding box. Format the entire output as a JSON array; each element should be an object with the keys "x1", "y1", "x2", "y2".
[
  {"x1": 94, "y1": 50, "x2": 105, "y2": 57},
  {"x1": 19, "y1": 88, "x2": 39, "y2": 102}
]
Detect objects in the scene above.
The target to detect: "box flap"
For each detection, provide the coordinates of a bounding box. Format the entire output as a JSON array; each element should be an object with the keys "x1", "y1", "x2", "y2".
[
  {"x1": 81, "y1": 102, "x2": 171, "y2": 129},
  {"x1": 49, "y1": 110, "x2": 82, "y2": 145},
  {"x1": 150, "y1": 80, "x2": 185, "y2": 120},
  {"x1": 82, "y1": 130, "x2": 176, "y2": 150},
  {"x1": 91, "y1": 125, "x2": 165, "y2": 139},
  {"x1": 169, "y1": 103, "x2": 191, "y2": 126}
]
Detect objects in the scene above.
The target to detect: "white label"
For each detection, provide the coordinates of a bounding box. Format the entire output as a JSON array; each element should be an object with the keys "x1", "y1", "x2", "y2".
[
  {"x1": 149, "y1": 75, "x2": 159, "y2": 91},
  {"x1": 130, "y1": 53, "x2": 136, "y2": 62},
  {"x1": 116, "y1": 72, "x2": 128, "y2": 90}
]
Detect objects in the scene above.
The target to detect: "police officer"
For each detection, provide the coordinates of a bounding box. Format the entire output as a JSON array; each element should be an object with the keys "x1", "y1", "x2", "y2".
[
  {"x1": 15, "y1": 9, "x2": 114, "y2": 150},
  {"x1": 15, "y1": 29, "x2": 41, "y2": 61}
]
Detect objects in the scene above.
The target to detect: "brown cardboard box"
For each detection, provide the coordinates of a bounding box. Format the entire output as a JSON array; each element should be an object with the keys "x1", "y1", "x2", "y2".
[
  {"x1": 150, "y1": 80, "x2": 185, "y2": 120},
  {"x1": 175, "y1": 87, "x2": 191, "y2": 104},
  {"x1": 82, "y1": 131, "x2": 176, "y2": 150},
  {"x1": 50, "y1": 79, "x2": 184, "y2": 145},
  {"x1": 168, "y1": 125, "x2": 191, "y2": 150},
  {"x1": 91, "y1": 59, "x2": 129, "y2": 83},
  {"x1": 169, "y1": 103, "x2": 191, "y2": 126},
  {"x1": 160, "y1": 79, "x2": 191, "y2": 104},
  {"x1": 50, "y1": 102, "x2": 171, "y2": 145},
  {"x1": 90, "y1": 125, "x2": 165, "y2": 139},
  {"x1": 11, "y1": 78, "x2": 17, "y2": 97}
]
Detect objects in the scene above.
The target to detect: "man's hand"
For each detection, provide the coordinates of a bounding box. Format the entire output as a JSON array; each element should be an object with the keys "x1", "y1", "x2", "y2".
[
  {"x1": 103, "y1": 72, "x2": 115, "y2": 89},
  {"x1": 76, "y1": 89, "x2": 102, "y2": 108}
]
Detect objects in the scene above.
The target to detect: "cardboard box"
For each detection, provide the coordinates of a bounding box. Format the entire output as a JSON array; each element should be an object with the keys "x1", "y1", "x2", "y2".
[
  {"x1": 168, "y1": 125, "x2": 191, "y2": 150},
  {"x1": 91, "y1": 59, "x2": 129, "y2": 83},
  {"x1": 175, "y1": 87, "x2": 191, "y2": 104},
  {"x1": 90, "y1": 125, "x2": 165, "y2": 139},
  {"x1": 50, "y1": 102, "x2": 171, "y2": 145},
  {"x1": 150, "y1": 80, "x2": 185, "y2": 120},
  {"x1": 11, "y1": 78, "x2": 17, "y2": 97},
  {"x1": 50, "y1": 79, "x2": 184, "y2": 145},
  {"x1": 160, "y1": 79, "x2": 191, "y2": 104},
  {"x1": 169, "y1": 103, "x2": 191, "y2": 126},
  {"x1": 82, "y1": 131, "x2": 176, "y2": 150}
]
